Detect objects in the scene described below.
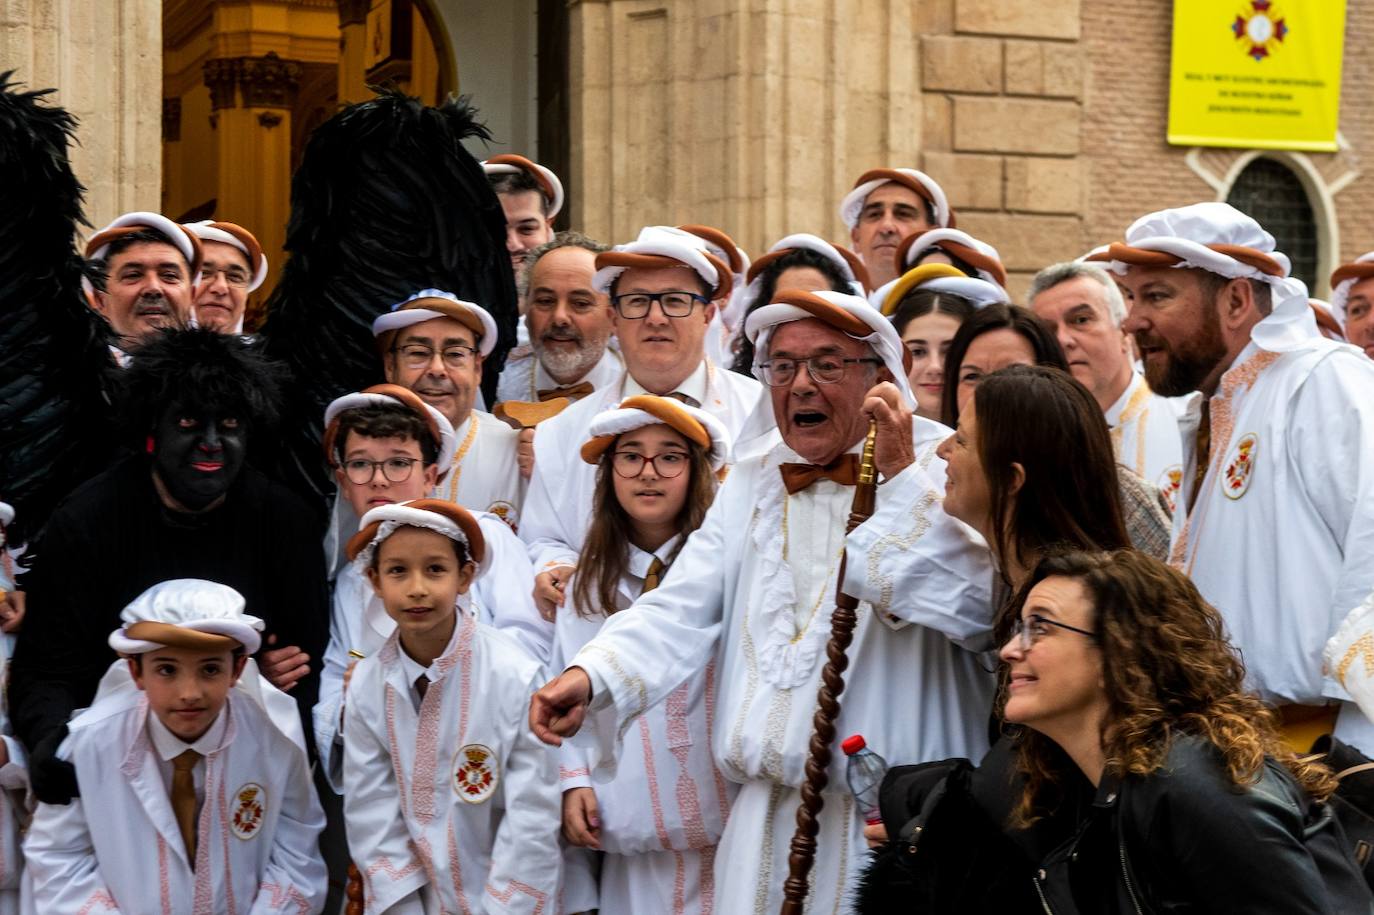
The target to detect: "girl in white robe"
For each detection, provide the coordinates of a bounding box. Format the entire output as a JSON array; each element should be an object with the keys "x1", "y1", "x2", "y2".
[{"x1": 556, "y1": 396, "x2": 736, "y2": 915}]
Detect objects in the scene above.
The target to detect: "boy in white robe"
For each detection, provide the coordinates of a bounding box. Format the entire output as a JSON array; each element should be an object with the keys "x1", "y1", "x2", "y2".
[
  {"x1": 0, "y1": 505, "x2": 25, "y2": 915},
  {"x1": 343, "y1": 500, "x2": 560, "y2": 914},
  {"x1": 23, "y1": 579, "x2": 327, "y2": 914}
]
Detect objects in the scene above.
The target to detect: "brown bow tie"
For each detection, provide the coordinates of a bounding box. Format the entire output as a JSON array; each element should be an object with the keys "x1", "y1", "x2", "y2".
[
  {"x1": 779, "y1": 454, "x2": 860, "y2": 495},
  {"x1": 537, "y1": 381, "x2": 595, "y2": 402}
]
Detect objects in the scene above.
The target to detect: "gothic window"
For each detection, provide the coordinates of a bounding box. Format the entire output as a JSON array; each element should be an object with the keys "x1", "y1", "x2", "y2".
[{"x1": 1225, "y1": 158, "x2": 1318, "y2": 292}]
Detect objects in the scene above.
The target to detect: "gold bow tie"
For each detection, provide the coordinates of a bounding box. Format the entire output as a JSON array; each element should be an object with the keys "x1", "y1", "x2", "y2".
[
  {"x1": 779, "y1": 454, "x2": 861, "y2": 495},
  {"x1": 537, "y1": 381, "x2": 595, "y2": 402}
]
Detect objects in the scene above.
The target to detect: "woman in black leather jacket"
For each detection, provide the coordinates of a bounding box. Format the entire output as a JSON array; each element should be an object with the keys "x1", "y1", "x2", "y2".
[{"x1": 858, "y1": 550, "x2": 1372, "y2": 914}]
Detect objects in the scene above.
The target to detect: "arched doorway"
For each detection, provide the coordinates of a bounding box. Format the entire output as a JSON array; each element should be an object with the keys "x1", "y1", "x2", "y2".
[
  {"x1": 1225, "y1": 157, "x2": 1319, "y2": 293},
  {"x1": 161, "y1": 0, "x2": 455, "y2": 328}
]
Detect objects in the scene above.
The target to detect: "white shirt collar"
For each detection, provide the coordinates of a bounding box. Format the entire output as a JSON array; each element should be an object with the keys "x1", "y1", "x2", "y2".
[
  {"x1": 622, "y1": 359, "x2": 709, "y2": 405},
  {"x1": 627, "y1": 535, "x2": 683, "y2": 580},
  {"x1": 1103, "y1": 371, "x2": 1146, "y2": 426},
  {"x1": 147, "y1": 701, "x2": 229, "y2": 761}
]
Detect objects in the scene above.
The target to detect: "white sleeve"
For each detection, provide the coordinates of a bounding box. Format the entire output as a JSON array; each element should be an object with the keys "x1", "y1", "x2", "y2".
[
  {"x1": 475, "y1": 516, "x2": 554, "y2": 664},
  {"x1": 842, "y1": 444, "x2": 997, "y2": 650},
  {"x1": 313, "y1": 613, "x2": 350, "y2": 793},
  {"x1": 343, "y1": 677, "x2": 427, "y2": 913},
  {"x1": 23, "y1": 797, "x2": 121, "y2": 913},
  {"x1": 481, "y1": 673, "x2": 562, "y2": 915},
  {"x1": 249, "y1": 742, "x2": 328, "y2": 913},
  {"x1": 519, "y1": 426, "x2": 582, "y2": 573}
]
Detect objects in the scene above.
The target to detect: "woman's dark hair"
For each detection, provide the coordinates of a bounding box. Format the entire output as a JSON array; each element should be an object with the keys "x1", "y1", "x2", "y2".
[
  {"x1": 572, "y1": 434, "x2": 717, "y2": 618},
  {"x1": 888, "y1": 288, "x2": 976, "y2": 337},
  {"x1": 973, "y1": 365, "x2": 1129, "y2": 576},
  {"x1": 119, "y1": 327, "x2": 286, "y2": 441},
  {"x1": 333, "y1": 403, "x2": 440, "y2": 466},
  {"x1": 1002, "y1": 549, "x2": 1337, "y2": 827},
  {"x1": 730, "y1": 248, "x2": 854, "y2": 375},
  {"x1": 940, "y1": 303, "x2": 1067, "y2": 427}
]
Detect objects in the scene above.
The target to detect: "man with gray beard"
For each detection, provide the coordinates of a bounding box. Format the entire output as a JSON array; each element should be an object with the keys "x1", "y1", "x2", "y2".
[{"x1": 494, "y1": 233, "x2": 623, "y2": 476}]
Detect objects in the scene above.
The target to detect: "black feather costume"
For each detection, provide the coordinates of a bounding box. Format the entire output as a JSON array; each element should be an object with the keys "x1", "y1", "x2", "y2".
[
  {"x1": 0, "y1": 73, "x2": 116, "y2": 546},
  {"x1": 258, "y1": 91, "x2": 518, "y2": 509}
]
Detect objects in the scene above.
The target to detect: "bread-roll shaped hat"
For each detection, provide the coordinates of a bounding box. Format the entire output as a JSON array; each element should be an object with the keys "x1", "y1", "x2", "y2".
[
  {"x1": 109, "y1": 579, "x2": 264, "y2": 655},
  {"x1": 322, "y1": 383, "x2": 457, "y2": 476},
  {"x1": 483, "y1": 154, "x2": 565, "y2": 218},
  {"x1": 347, "y1": 499, "x2": 489, "y2": 579},
  {"x1": 745, "y1": 289, "x2": 915, "y2": 407},
  {"x1": 895, "y1": 228, "x2": 1007, "y2": 289},
  {"x1": 745, "y1": 234, "x2": 871, "y2": 302},
  {"x1": 182, "y1": 220, "x2": 269, "y2": 292},
  {"x1": 580, "y1": 395, "x2": 732, "y2": 472},
  {"x1": 1086, "y1": 202, "x2": 1315, "y2": 352},
  {"x1": 593, "y1": 226, "x2": 734, "y2": 302},
  {"x1": 839, "y1": 168, "x2": 954, "y2": 232},
  {"x1": 1330, "y1": 252, "x2": 1374, "y2": 328},
  {"x1": 82, "y1": 211, "x2": 204, "y2": 301},
  {"x1": 876, "y1": 227, "x2": 1009, "y2": 316},
  {"x1": 371, "y1": 289, "x2": 499, "y2": 357}
]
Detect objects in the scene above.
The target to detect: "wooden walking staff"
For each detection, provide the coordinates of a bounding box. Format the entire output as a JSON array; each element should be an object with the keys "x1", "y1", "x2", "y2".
[{"x1": 780, "y1": 420, "x2": 880, "y2": 915}]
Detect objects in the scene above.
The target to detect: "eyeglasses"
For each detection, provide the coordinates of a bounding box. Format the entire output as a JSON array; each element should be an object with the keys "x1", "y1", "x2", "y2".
[
  {"x1": 198, "y1": 265, "x2": 252, "y2": 289},
  {"x1": 610, "y1": 291, "x2": 710, "y2": 320},
  {"x1": 758, "y1": 356, "x2": 882, "y2": 387},
  {"x1": 1007, "y1": 613, "x2": 1098, "y2": 652},
  {"x1": 611, "y1": 450, "x2": 689, "y2": 479},
  {"x1": 395, "y1": 344, "x2": 478, "y2": 370},
  {"x1": 341, "y1": 457, "x2": 421, "y2": 485}
]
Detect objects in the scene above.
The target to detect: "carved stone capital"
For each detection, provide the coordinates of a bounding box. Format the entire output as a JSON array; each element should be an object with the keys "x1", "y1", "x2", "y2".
[
  {"x1": 240, "y1": 52, "x2": 302, "y2": 109},
  {"x1": 162, "y1": 97, "x2": 182, "y2": 142},
  {"x1": 202, "y1": 57, "x2": 243, "y2": 111}
]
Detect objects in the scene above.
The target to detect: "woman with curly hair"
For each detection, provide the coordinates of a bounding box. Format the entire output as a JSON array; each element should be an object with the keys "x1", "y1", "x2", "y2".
[{"x1": 857, "y1": 549, "x2": 1372, "y2": 913}]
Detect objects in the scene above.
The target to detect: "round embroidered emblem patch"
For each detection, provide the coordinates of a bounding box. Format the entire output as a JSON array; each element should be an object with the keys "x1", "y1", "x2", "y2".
[
  {"x1": 486, "y1": 501, "x2": 517, "y2": 532},
  {"x1": 1222, "y1": 433, "x2": 1259, "y2": 500},
  {"x1": 454, "y1": 743, "x2": 499, "y2": 803},
  {"x1": 231, "y1": 783, "x2": 266, "y2": 839},
  {"x1": 1157, "y1": 465, "x2": 1183, "y2": 514}
]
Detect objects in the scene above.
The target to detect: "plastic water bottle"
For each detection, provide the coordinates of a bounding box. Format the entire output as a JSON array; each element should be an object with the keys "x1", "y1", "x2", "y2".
[{"x1": 842, "y1": 734, "x2": 888, "y2": 824}]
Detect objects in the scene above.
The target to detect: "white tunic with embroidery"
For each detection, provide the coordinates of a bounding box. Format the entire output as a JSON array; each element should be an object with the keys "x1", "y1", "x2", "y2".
[
  {"x1": 520, "y1": 361, "x2": 769, "y2": 575},
  {"x1": 24, "y1": 691, "x2": 326, "y2": 915},
  {"x1": 315, "y1": 513, "x2": 553, "y2": 792},
  {"x1": 343, "y1": 615, "x2": 561, "y2": 915},
  {"x1": 494, "y1": 347, "x2": 624, "y2": 411},
  {"x1": 1105, "y1": 371, "x2": 1186, "y2": 510},
  {"x1": 433, "y1": 410, "x2": 525, "y2": 530},
  {"x1": 554, "y1": 539, "x2": 736, "y2": 914},
  {"x1": 1169, "y1": 328, "x2": 1374, "y2": 745},
  {"x1": 568, "y1": 423, "x2": 996, "y2": 914},
  {"x1": 0, "y1": 648, "x2": 26, "y2": 915}
]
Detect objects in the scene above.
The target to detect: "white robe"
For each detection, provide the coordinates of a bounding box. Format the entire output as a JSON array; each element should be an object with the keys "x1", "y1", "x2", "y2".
[
  {"x1": 568, "y1": 423, "x2": 996, "y2": 913},
  {"x1": 554, "y1": 539, "x2": 736, "y2": 915},
  {"x1": 24, "y1": 691, "x2": 326, "y2": 914},
  {"x1": 0, "y1": 648, "x2": 26, "y2": 915},
  {"x1": 434, "y1": 410, "x2": 525, "y2": 531},
  {"x1": 343, "y1": 615, "x2": 561, "y2": 915},
  {"x1": 1104, "y1": 371, "x2": 1186, "y2": 511},
  {"x1": 1169, "y1": 329, "x2": 1374, "y2": 750},
  {"x1": 520, "y1": 361, "x2": 769, "y2": 574},
  {"x1": 494, "y1": 347, "x2": 624, "y2": 410},
  {"x1": 313, "y1": 512, "x2": 552, "y2": 792}
]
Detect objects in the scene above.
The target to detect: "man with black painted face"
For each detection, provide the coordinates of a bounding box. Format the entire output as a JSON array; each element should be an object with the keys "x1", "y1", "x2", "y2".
[{"x1": 10, "y1": 329, "x2": 330, "y2": 804}]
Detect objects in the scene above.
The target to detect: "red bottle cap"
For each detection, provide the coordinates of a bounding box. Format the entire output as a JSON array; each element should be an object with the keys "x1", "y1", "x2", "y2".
[{"x1": 841, "y1": 734, "x2": 867, "y2": 755}]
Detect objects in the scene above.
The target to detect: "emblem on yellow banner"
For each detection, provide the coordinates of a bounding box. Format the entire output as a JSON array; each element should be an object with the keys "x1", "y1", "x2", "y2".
[{"x1": 1233, "y1": 1, "x2": 1288, "y2": 62}]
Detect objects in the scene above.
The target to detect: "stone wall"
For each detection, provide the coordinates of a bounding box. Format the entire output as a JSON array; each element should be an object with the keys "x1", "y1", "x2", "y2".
[{"x1": 0, "y1": 0, "x2": 162, "y2": 229}]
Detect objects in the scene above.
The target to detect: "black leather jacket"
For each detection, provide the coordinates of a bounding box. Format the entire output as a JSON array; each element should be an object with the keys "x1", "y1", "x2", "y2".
[{"x1": 858, "y1": 736, "x2": 1374, "y2": 915}]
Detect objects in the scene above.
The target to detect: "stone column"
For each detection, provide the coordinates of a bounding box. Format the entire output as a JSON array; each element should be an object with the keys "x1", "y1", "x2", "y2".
[
  {"x1": 204, "y1": 52, "x2": 301, "y2": 315},
  {"x1": 0, "y1": 0, "x2": 162, "y2": 228}
]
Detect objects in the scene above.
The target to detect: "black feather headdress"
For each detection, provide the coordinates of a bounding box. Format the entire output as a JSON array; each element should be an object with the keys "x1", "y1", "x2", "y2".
[
  {"x1": 0, "y1": 73, "x2": 116, "y2": 545},
  {"x1": 259, "y1": 90, "x2": 518, "y2": 508}
]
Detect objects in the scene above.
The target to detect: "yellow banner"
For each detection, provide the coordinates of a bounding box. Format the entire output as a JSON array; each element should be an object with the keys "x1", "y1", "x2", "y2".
[{"x1": 1168, "y1": 1, "x2": 1346, "y2": 152}]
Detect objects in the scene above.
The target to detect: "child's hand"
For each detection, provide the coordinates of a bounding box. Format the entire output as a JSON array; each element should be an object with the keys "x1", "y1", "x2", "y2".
[
  {"x1": 260, "y1": 634, "x2": 311, "y2": 692},
  {"x1": 561, "y1": 787, "x2": 601, "y2": 849},
  {"x1": 343, "y1": 659, "x2": 359, "y2": 692},
  {"x1": 517, "y1": 428, "x2": 536, "y2": 480},
  {"x1": 863, "y1": 821, "x2": 888, "y2": 848},
  {"x1": 534, "y1": 566, "x2": 574, "y2": 621},
  {"x1": 0, "y1": 589, "x2": 24, "y2": 633}
]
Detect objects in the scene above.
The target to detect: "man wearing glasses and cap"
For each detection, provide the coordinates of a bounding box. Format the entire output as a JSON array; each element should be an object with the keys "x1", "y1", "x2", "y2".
[{"x1": 520, "y1": 226, "x2": 769, "y2": 619}]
